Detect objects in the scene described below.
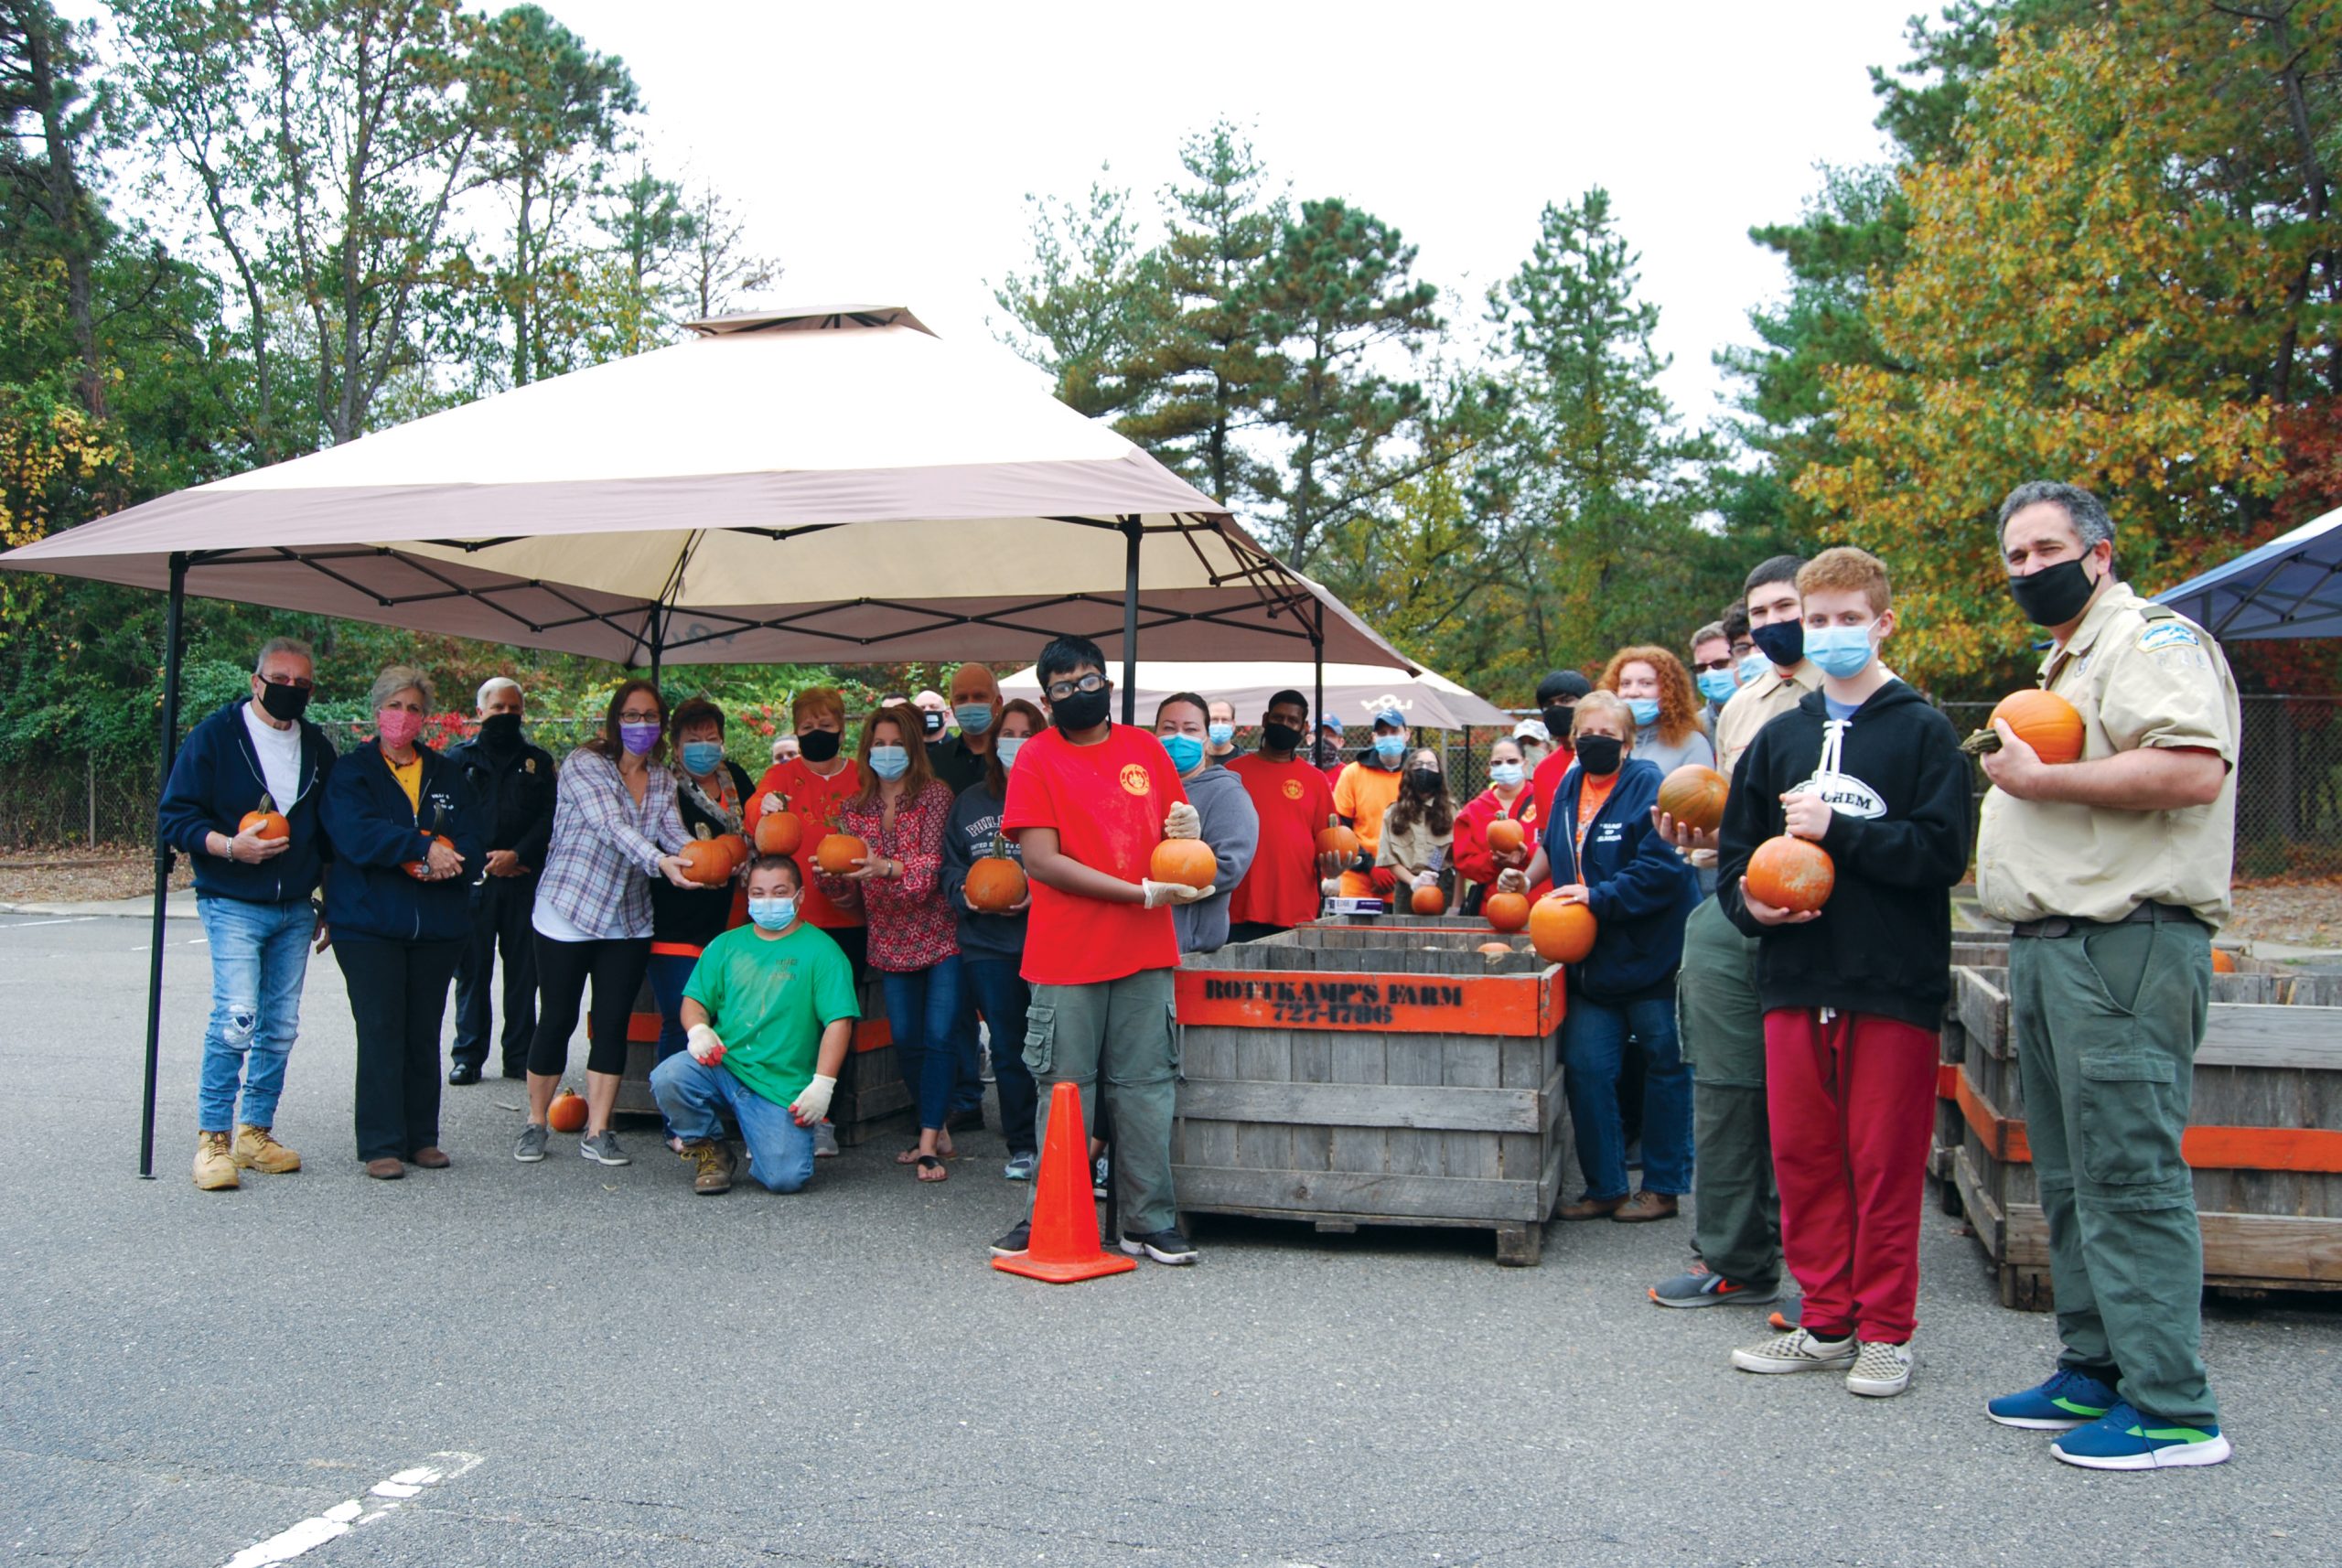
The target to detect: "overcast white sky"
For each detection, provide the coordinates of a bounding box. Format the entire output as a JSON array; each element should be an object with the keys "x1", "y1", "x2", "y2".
[{"x1": 531, "y1": 0, "x2": 1916, "y2": 432}]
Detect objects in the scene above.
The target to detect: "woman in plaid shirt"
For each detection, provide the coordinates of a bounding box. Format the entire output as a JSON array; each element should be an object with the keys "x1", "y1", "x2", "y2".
[
  {"x1": 822, "y1": 703, "x2": 961, "y2": 1182},
  {"x1": 518, "y1": 680, "x2": 698, "y2": 1168}
]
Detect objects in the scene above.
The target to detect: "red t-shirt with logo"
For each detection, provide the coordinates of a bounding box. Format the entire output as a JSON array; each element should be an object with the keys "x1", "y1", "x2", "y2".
[
  {"x1": 1531, "y1": 747, "x2": 1574, "y2": 827},
  {"x1": 1002, "y1": 723, "x2": 1188, "y2": 985},
  {"x1": 1226, "y1": 753, "x2": 1336, "y2": 929},
  {"x1": 744, "y1": 757, "x2": 864, "y2": 930}
]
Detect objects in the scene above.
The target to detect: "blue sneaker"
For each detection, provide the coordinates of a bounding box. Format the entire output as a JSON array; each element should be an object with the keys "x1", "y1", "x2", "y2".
[
  {"x1": 2051, "y1": 1402, "x2": 2231, "y2": 1470},
  {"x1": 1987, "y1": 1367, "x2": 2119, "y2": 1431},
  {"x1": 1003, "y1": 1151, "x2": 1038, "y2": 1181}
]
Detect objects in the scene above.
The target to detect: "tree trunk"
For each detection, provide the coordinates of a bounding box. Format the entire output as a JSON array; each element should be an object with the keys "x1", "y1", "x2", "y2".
[{"x1": 24, "y1": 11, "x2": 106, "y2": 421}]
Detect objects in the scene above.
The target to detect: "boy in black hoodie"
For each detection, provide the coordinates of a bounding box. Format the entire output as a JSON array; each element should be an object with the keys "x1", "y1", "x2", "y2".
[{"x1": 1715, "y1": 548, "x2": 1970, "y2": 1399}]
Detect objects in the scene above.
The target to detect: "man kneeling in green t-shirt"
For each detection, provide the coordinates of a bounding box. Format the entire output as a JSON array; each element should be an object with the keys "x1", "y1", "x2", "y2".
[{"x1": 652, "y1": 854, "x2": 860, "y2": 1195}]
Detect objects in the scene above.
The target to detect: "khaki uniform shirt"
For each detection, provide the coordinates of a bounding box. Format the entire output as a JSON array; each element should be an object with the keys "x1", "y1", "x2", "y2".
[
  {"x1": 1976, "y1": 582, "x2": 2239, "y2": 929},
  {"x1": 1714, "y1": 660, "x2": 1823, "y2": 776}
]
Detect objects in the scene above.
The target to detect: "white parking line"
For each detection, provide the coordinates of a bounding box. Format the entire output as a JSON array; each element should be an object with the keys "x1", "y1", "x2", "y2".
[
  {"x1": 217, "y1": 1452, "x2": 482, "y2": 1568},
  {"x1": 0, "y1": 917, "x2": 98, "y2": 929}
]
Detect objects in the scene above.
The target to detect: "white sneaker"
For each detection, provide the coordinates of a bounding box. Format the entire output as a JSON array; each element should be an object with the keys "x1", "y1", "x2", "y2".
[
  {"x1": 1846, "y1": 1339, "x2": 1915, "y2": 1398},
  {"x1": 1732, "y1": 1326, "x2": 1857, "y2": 1375},
  {"x1": 813, "y1": 1120, "x2": 839, "y2": 1158}
]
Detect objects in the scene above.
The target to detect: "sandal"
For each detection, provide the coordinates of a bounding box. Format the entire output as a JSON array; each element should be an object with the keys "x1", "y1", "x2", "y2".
[{"x1": 914, "y1": 1154, "x2": 949, "y2": 1183}]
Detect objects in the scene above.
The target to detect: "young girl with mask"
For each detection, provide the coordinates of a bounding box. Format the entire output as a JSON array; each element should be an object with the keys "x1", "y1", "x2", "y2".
[
  {"x1": 519, "y1": 679, "x2": 697, "y2": 1169},
  {"x1": 1375, "y1": 747, "x2": 1456, "y2": 901},
  {"x1": 826, "y1": 703, "x2": 962, "y2": 1181},
  {"x1": 1453, "y1": 736, "x2": 1546, "y2": 914},
  {"x1": 1600, "y1": 646, "x2": 1716, "y2": 779},
  {"x1": 646, "y1": 697, "x2": 756, "y2": 1145}
]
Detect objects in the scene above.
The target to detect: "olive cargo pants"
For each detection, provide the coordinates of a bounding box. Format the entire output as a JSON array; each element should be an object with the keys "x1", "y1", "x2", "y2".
[
  {"x1": 1678, "y1": 897, "x2": 1781, "y2": 1288},
  {"x1": 1025, "y1": 968, "x2": 1180, "y2": 1237},
  {"x1": 2009, "y1": 919, "x2": 2219, "y2": 1427}
]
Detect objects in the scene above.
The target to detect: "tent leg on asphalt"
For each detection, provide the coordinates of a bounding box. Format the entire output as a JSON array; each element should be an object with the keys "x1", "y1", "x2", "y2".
[{"x1": 139, "y1": 552, "x2": 188, "y2": 1178}]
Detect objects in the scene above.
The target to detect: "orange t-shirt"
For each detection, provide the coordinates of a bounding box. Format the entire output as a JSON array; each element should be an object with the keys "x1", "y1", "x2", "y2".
[
  {"x1": 1001, "y1": 724, "x2": 1189, "y2": 986},
  {"x1": 744, "y1": 757, "x2": 864, "y2": 929},
  {"x1": 1572, "y1": 772, "x2": 1618, "y2": 869},
  {"x1": 1332, "y1": 761, "x2": 1404, "y2": 897},
  {"x1": 1227, "y1": 754, "x2": 1337, "y2": 929}
]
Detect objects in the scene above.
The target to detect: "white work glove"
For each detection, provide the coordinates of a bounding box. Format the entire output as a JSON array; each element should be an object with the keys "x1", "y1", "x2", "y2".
[
  {"x1": 1163, "y1": 801, "x2": 1201, "y2": 839},
  {"x1": 1413, "y1": 870, "x2": 1438, "y2": 889},
  {"x1": 790, "y1": 1073, "x2": 836, "y2": 1125},
  {"x1": 1496, "y1": 868, "x2": 1528, "y2": 894},
  {"x1": 1142, "y1": 878, "x2": 1215, "y2": 908},
  {"x1": 686, "y1": 1023, "x2": 726, "y2": 1065}
]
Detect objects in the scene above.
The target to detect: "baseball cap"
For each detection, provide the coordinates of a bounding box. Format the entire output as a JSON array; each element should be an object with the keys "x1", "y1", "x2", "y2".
[
  {"x1": 1370, "y1": 705, "x2": 1405, "y2": 729},
  {"x1": 1511, "y1": 717, "x2": 1551, "y2": 743}
]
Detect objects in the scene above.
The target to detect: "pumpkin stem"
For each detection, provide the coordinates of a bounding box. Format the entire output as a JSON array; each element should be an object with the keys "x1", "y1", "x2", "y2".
[
  {"x1": 257, "y1": 791, "x2": 276, "y2": 814},
  {"x1": 1958, "y1": 727, "x2": 2004, "y2": 757}
]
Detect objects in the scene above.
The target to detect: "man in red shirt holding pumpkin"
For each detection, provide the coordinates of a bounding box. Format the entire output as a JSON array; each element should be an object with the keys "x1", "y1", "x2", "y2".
[{"x1": 987, "y1": 635, "x2": 1213, "y2": 1266}]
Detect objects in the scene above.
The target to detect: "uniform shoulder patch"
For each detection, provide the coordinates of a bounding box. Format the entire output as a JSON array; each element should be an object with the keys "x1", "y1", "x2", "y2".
[{"x1": 2138, "y1": 621, "x2": 2200, "y2": 654}]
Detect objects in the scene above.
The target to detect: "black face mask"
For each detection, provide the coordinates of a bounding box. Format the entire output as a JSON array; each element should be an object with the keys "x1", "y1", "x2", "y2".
[
  {"x1": 1540, "y1": 703, "x2": 1574, "y2": 742},
  {"x1": 2008, "y1": 556, "x2": 2099, "y2": 628},
  {"x1": 1573, "y1": 734, "x2": 1623, "y2": 777},
  {"x1": 1750, "y1": 619, "x2": 1804, "y2": 668},
  {"x1": 798, "y1": 728, "x2": 841, "y2": 764},
  {"x1": 257, "y1": 681, "x2": 312, "y2": 724},
  {"x1": 1261, "y1": 721, "x2": 1304, "y2": 755},
  {"x1": 478, "y1": 712, "x2": 521, "y2": 750},
  {"x1": 921, "y1": 710, "x2": 946, "y2": 737},
  {"x1": 1407, "y1": 768, "x2": 1443, "y2": 797},
  {"x1": 1051, "y1": 685, "x2": 1113, "y2": 734}
]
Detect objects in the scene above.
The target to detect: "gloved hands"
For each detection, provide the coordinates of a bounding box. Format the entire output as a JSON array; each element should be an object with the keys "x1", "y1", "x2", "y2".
[
  {"x1": 1163, "y1": 802, "x2": 1201, "y2": 839},
  {"x1": 1413, "y1": 870, "x2": 1438, "y2": 890},
  {"x1": 1369, "y1": 866, "x2": 1397, "y2": 895},
  {"x1": 1496, "y1": 868, "x2": 1528, "y2": 894},
  {"x1": 686, "y1": 1023, "x2": 726, "y2": 1065},
  {"x1": 790, "y1": 1072, "x2": 836, "y2": 1126},
  {"x1": 1142, "y1": 878, "x2": 1216, "y2": 908}
]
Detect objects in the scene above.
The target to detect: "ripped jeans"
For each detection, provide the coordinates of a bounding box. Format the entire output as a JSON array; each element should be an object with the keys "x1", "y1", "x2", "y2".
[{"x1": 196, "y1": 894, "x2": 317, "y2": 1133}]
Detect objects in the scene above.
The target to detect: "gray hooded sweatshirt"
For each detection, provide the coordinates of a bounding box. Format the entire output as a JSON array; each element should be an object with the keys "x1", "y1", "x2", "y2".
[{"x1": 1172, "y1": 762, "x2": 1260, "y2": 955}]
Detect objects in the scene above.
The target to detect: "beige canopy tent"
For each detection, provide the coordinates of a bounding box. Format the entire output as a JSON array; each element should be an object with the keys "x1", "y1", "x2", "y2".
[
  {"x1": 1002, "y1": 659, "x2": 1509, "y2": 730},
  {"x1": 0, "y1": 303, "x2": 1413, "y2": 1176}
]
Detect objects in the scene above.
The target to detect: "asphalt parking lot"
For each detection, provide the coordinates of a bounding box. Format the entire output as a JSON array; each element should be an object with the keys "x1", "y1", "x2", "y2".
[{"x1": 3, "y1": 913, "x2": 2336, "y2": 1567}]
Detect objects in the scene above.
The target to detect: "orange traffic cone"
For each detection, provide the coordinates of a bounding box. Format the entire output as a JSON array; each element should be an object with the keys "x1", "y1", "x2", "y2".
[{"x1": 992, "y1": 1082, "x2": 1136, "y2": 1283}]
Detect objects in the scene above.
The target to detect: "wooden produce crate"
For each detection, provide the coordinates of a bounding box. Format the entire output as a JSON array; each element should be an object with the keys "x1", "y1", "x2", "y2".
[
  {"x1": 1172, "y1": 927, "x2": 1569, "y2": 1266},
  {"x1": 1946, "y1": 962, "x2": 2342, "y2": 1308},
  {"x1": 1929, "y1": 940, "x2": 2025, "y2": 1210}
]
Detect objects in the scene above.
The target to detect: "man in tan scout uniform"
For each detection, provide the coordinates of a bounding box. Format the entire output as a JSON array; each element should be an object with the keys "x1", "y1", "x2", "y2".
[{"x1": 1975, "y1": 480, "x2": 2237, "y2": 1472}]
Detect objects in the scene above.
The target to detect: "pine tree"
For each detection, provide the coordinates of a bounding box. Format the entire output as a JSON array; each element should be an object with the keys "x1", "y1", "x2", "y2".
[{"x1": 989, "y1": 170, "x2": 1164, "y2": 424}]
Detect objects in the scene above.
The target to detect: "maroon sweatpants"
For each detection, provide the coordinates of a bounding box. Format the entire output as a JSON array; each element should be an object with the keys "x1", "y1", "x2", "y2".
[{"x1": 1762, "y1": 1008, "x2": 1938, "y2": 1343}]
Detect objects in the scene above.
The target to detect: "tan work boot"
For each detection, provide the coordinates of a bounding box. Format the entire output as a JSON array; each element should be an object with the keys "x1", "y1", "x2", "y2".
[
  {"x1": 683, "y1": 1139, "x2": 735, "y2": 1195},
  {"x1": 232, "y1": 1124, "x2": 302, "y2": 1174},
  {"x1": 194, "y1": 1130, "x2": 240, "y2": 1191}
]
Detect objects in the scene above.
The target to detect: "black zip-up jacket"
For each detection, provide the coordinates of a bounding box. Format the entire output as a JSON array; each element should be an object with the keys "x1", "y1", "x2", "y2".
[
  {"x1": 156, "y1": 700, "x2": 338, "y2": 905},
  {"x1": 318, "y1": 740, "x2": 486, "y2": 944},
  {"x1": 443, "y1": 735, "x2": 556, "y2": 870},
  {"x1": 1716, "y1": 681, "x2": 1971, "y2": 1031}
]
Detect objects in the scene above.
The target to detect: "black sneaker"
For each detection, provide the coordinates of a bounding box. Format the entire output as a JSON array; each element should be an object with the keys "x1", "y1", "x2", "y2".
[
  {"x1": 446, "y1": 1061, "x2": 482, "y2": 1086},
  {"x1": 989, "y1": 1221, "x2": 1031, "y2": 1258},
  {"x1": 1120, "y1": 1228, "x2": 1198, "y2": 1265}
]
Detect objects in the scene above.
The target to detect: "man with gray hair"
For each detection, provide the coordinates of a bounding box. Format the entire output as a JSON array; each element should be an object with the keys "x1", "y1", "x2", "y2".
[
  {"x1": 443, "y1": 676, "x2": 557, "y2": 1083},
  {"x1": 156, "y1": 637, "x2": 338, "y2": 1190},
  {"x1": 1975, "y1": 479, "x2": 2239, "y2": 1470}
]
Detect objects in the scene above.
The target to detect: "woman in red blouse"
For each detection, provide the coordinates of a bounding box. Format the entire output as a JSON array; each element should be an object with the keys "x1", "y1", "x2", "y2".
[
  {"x1": 825, "y1": 703, "x2": 962, "y2": 1181},
  {"x1": 1452, "y1": 735, "x2": 1548, "y2": 914}
]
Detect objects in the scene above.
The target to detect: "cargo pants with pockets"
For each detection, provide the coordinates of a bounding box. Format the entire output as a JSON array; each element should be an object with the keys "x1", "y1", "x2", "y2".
[
  {"x1": 2009, "y1": 918, "x2": 2218, "y2": 1427},
  {"x1": 1024, "y1": 967, "x2": 1180, "y2": 1237},
  {"x1": 1678, "y1": 897, "x2": 1781, "y2": 1289}
]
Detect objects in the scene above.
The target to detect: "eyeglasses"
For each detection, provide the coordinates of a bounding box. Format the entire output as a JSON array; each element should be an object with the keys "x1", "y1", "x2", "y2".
[
  {"x1": 1729, "y1": 642, "x2": 1755, "y2": 659},
  {"x1": 259, "y1": 673, "x2": 315, "y2": 691},
  {"x1": 1692, "y1": 656, "x2": 1735, "y2": 672},
  {"x1": 618, "y1": 709, "x2": 662, "y2": 725},
  {"x1": 1045, "y1": 673, "x2": 1108, "y2": 701}
]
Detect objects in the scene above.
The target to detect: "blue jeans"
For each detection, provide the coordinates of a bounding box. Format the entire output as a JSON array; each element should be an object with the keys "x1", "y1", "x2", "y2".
[
  {"x1": 881, "y1": 955, "x2": 964, "y2": 1133},
  {"x1": 650, "y1": 1053, "x2": 817, "y2": 1193},
  {"x1": 1562, "y1": 989, "x2": 1692, "y2": 1200},
  {"x1": 648, "y1": 950, "x2": 699, "y2": 1067},
  {"x1": 196, "y1": 894, "x2": 316, "y2": 1133},
  {"x1": 962, "y1": 956, "x2": 1039, "y2": 1155}
]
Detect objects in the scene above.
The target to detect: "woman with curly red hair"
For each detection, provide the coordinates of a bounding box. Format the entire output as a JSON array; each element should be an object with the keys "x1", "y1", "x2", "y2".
[{"x1": 1599, "y1": 645, "x2": 1715, "y2": 779}]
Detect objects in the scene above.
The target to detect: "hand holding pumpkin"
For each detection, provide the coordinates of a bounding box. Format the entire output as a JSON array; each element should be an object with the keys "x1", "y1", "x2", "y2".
[
  {"x1": 840, "y1": 854, "x2": 900, "y2": 882},
  {"x1": 1495, "y1": 867, "x2": 1529, "y2": 895},
  {"x1": 1977, "y1": 718, "x2": 2048, "y2": 798},
  {"x1": 656, "y1": 854, "x2": 699, "y2": 889},
  {"x1": 423, "y1": 836, "x2": 466, "y2": 880},
  {"x1": 1163, "y1": 801, "x2": 1201, "y2": 840},
  {"x1": 1779, "y1": 791, "x2": 1833, "y2": 842},
  {"x1": 226, "y1": 822, "x2": 292, "y2": 864},
  {"x1": 1141, "y1": 877, "x2": 1215, "y2": 908},
  {"x1": 1649, "y1": 808, "x2": 1716, "y2": 853},
  {"x1": 1741, "y1": 889, "x2": 1821, "y2": 927},
  {"x1": 1550, "y1": 883, "x2": 1590, "y2": 907}
]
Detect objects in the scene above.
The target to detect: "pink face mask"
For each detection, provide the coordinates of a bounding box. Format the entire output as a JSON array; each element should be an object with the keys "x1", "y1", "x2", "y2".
[{"x1": 377, "y1": 708, "x2": 424, "y2": 750}]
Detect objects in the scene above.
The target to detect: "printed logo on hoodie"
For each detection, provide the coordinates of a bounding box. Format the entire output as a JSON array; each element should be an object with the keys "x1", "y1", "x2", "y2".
[{"x1": 1790, "y1": 719, "x2": 1885, "y2": 820}]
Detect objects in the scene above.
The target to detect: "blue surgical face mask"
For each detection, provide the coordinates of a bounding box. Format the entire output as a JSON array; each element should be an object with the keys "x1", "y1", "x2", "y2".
[
  {"x1": 1807, "y1": 621, "x2": 1880, "y2": 679},
  {"x1": 1736, "y1": 651, "x2": 1769, "y2": 686},
  {"x1": 1161, "y1": 732, "x2": 1205, "y2": 773},
  {"x1": 747, "y1": 896, "x2": 797, "y2": 931},
  {"x1": 1488, "y1": 761, "x2": 1524, "y2": 789},
  {"x1": 679, "y1": 740, "x2": 725, "y2": 777},
  {"x1": 1208, "y1": 723, "x2": 1235, "y2": 746},
  {"x1": 996, "y1": 736, "x2": 1025, "y2": 768},
  {"x1": 1625, "y1": 697, "x2": 1661, "y2": 728},
  {"x1": 868, "y1": 745, "x2": 910, "y2": 780},
  {"x1": 1697, "y1": 670, "x2": 1738, "y2": 705},
  {"x1": 1373, "y1": 735, "x2": 1407, "y2": 763},
  {"x1": 954, "y1": 703, "x2": 994, "y2": 736}
]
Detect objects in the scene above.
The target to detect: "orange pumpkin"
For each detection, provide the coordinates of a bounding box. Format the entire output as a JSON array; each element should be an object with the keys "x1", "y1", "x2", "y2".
[
  {"x1": 1477, "y1": 940, "x2": 1515, "y2": 957},
  {"x1": 1485, "y1": 891, "x2": 1531, "y2": 932},
  {"x1": 1487, "y1": 817, "x2": 1526, "y2": 856},
  {"x1": 2211, "y1": 948, "x2": 2239, "y2": 974},
  {"x1": 1746, "y1": 835, "x2": 1835, "y2": 913},
  {"x1": 1529, "y1": 899, "x2": 1598, "y2": 964},
  {"x1": 754, "y1": 793, "x2": 803, "y2": 855},
  {"x1": 1410, "y1": 884, "x2": 1447, "y2": 915},
  {"x1": 1657, "y1": 765, "x2": 1730, "y2": 833},
  {"x1": 677, "y1": 838, "x2": 734, "y2": 886},
  {"x1": 1149, "y1": 837, "x2": 1219, "y2": 890},
  {"x1": 1991, "y1": 689, "x2": 2086, "y2": 765},
  {"x1": 546, "y1": 1090, "x2": 588, "y2": 1134},
  {"x1": 1316, "y1": 814, "x2": 1359, "y2": 861},
  {"x1": 816, "y1": 832, "x2": 869, "y2": 876},
  {"x1": 239, "y1": 792, "x2": 290, "y2": 842},
  {"x1": 966, "y1": 832, "x2": 1028, "y2": 913},
  {"x1": 714, "y1": 832, "x2": 751, "y2": 869}
]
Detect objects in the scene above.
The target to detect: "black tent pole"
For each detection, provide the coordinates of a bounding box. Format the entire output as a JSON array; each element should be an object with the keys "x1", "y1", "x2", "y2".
[
  {"x1": 138, "y1": 552, "x2": 188, "y2": 1178},
  {"x1": 1312, "y1": 602, "x2": 1325, "y2": 762},
  {"x1": 1119, "y1": 519, "x2": 1140, "y2": 725}
]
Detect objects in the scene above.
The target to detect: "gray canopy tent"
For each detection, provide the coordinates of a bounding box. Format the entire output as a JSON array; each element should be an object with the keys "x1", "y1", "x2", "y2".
[
  {"x1": 0, "y1": 305, "x2": 1413, "y2": 1175},
  {"x1": 2154, "y1": 502, "x2": 2342, "y2": 639}
]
